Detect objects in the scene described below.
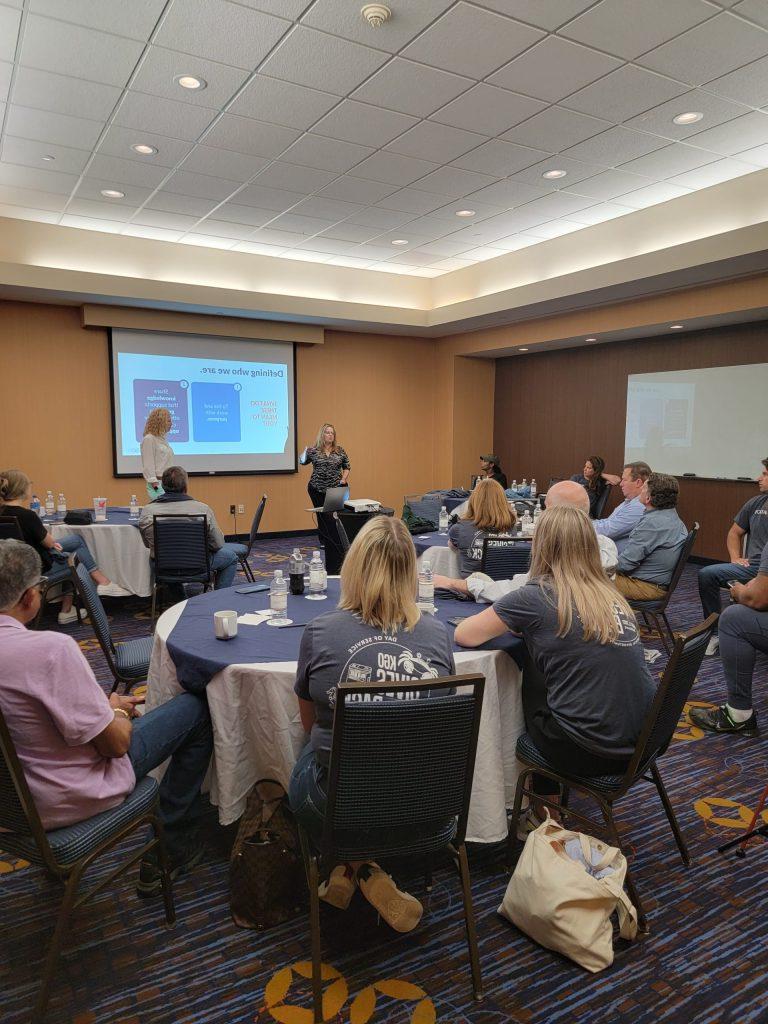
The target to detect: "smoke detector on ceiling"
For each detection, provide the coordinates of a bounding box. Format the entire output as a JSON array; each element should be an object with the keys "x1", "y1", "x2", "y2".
[{"x1": 361, "y1": 4, "x2": 392, "y2": 28}]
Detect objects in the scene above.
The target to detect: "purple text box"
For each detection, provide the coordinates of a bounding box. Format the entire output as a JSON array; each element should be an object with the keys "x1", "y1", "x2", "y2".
[{"x1": 133, "y1": 379, "x2": 189, "y2": 442}]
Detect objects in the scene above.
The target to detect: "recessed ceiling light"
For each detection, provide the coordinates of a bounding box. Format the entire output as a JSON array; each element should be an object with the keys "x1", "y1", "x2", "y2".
[
  {"x1": 100, "y1": 188, "x2": 125, "y2": 199},
  {"x1": 455, "y1": 209, "x2": 476, "y2": 217},
  {"x1": 672, "y1": 111, "x2": 703, "y2": 125},
  {"x1": 669, "y1": 323, "x2": 684, "y2": 330},
  {"x1": 391, "y1": 239, "x2": 409, "y2": 246},
  {"x1": 585, "y1": 336, "x2": 597, "y2": 342},
  {"x1": 175, "y1": 74, "x2": 206, "y2": 91},
  {"x1": 42, "y1": 154, "x2": 55, "y2": 161},
  {"x1": 518, "y1": 347, "x2": 529, "y2": 352},
  {"x1": 131, "y1": 143, "x2": 158, "y2": 155},
  {"x1": 542, "y1": 169, "x2": 567, "y2": 179}
]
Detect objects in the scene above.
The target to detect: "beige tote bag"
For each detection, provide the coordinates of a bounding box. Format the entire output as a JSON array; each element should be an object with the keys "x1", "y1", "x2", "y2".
[{"x1": 498, "y1": 815, "x2": 638, "y2": 972}]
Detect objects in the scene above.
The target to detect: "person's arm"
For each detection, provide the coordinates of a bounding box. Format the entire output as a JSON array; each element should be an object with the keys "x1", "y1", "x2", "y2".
[
  {"x1": 299, "y1": 446, "x2": 316, "y2": 466},
  {"x1": 91, "y1": 694, "x2": 142, "y2": 757},
  {"x1": 594, "y1": 501, "x2": 635, "y2": 540},
  {"x1": 294, "y1": 625, "x2": 315, "y2": 732},
  {"x1": 731, "y1": 572, "x2": 768, "y2": 611},
  {"x1": 206, "y1": 510, "x2": 226, "y2": 551},
  {"x1": 602, "y1": 472, "x2": 621, "y2": 486},
  {"x1": 298, "y1": 697, "x2": 316, "y2": 733},
  {"x1": 339, "y1": 448, "x2": 350, "y2": 485},
  {"x1": 140, "y1": 435, "x2": 159, "y2": 485},
  {"x1": 454, "y1": 606, "x2": 509, "y2": 648},
  {"x1": 616, "y1": 519, "x2": 653, "y2": 576},
  {"x1": 434, "y1": 573, "x2": 469, "y2": 593},
  {"x1": 726, "y1": 523, "x2": 749, "y2": 565}
]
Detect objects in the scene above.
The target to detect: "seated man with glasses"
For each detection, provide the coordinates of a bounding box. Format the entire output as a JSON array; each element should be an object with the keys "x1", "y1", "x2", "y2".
[{"x1": 0, "y1": 539, "x2": 213, "y2": 895}]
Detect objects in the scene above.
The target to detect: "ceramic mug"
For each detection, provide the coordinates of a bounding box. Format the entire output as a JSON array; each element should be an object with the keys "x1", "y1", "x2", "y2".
[{"x1": 214, "y1": 609, "x2": 238, "y2": 640}]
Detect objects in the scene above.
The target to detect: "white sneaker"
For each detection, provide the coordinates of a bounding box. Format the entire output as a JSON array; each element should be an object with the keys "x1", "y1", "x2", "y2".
[
  {"x1": 705, "y1": 635, "x2": 720, "y2": 657},
  {"x1": 57, "y1": 607, "x2": 87, "y2": 625}
]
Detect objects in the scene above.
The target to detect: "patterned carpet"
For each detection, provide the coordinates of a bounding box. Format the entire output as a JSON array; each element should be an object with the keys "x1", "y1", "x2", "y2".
[{"x1": 2, "y1": 535, "x2": 767, "y2": 1024}]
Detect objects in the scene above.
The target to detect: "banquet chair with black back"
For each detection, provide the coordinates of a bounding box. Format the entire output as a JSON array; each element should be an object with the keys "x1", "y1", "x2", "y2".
[
  {"x1": 229, "y1": 494, "x2": 267, "y2": 583},
  {"x1": 151, "y1": 514, "x2": 212, "y2": 621},
  {"x1": 0, "y1": 516, "x2": 24, "y2": 541},
  {"x1": 298, "y1": 675, "x2": 486, "y2": 1023},
  {"x1": 628, "y1": 523, "x2": 700, "y2": 654},
  {"x1": 332, "y1": 511, "x2": 351, "y2": 556},
  {"x1": 480, "y1": 536, "x2": 531, "y2": 581},
  {"x1": 594, "y1": 484, "x2": 613, "y2": 520}
]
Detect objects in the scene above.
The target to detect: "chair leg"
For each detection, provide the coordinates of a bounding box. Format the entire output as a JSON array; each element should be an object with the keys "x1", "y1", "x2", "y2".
[
  {"x1": 424, "y1": 855, "x2": 433, "y2": 894},
  {"x1": 506, "y1": 770, "x2": 529, "y2": 870},
  {"x1": 151, "y1": 584, "x2": 158, "y2": 624},
  {"x1": 307, "y1": 853, "x2": 323, "y2": 1024},
  {"x1": 31, "y1": 865, "x2": 83, "y2": 1024},
  {"x1": 653, "y1": 613, "x2": 672, "y2": 656},
  {"x1": 152, "y1": 816, "x2": 177, "y2": 925},
  {"x1": 455, "y1": 842, "x2": 483, "y2": 1002},
  {"x1": 598, "y1": 800, "x2": 648, "y2": 935},
  {"x1": 661, "y1": 613, "x2": 676, "y2": 653},
  {"x1": 239, "y1": 555, "x2": 254, "y2": 583},
  {"x1": 651, "y1": 763, "x2": 691, "y2": 867}
]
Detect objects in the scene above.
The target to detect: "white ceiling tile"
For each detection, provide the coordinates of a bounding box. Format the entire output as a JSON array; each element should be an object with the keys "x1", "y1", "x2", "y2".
[
  {"x1": 302, "y1": 0, "x2": 455, "y2": 52},
  {"x1": 414, "y1": 165, "x2": 499, "y2": 197},
  {"x1": 0, "y1": 160, "x2": 78, "y2": 194},
  {"x1": 6, "y1": 104, "x2": 104, "y2": 149},
  {"x1": 458, "y1": 246, "x2": 506, "y2": 261},
  {"x1": 146, "y1": 191, "x2": 220, "y2": 216},
  {"x1": 429, "y1": 199, "x2": 508, "y2": 222},
  {"x1": 481, "y1": 234, "x2": 539, "y2": 252},
  {"x1": 465, "y1": 178, "x2": 547, "y2": 206},
  {"x1": 428, "y1": 256, "x2": 476, "y2": 270},
  {"x1": 233, "y1": 240, "x2": 291, "y2": 255},
  {"x1": 294, "y1": 235, "x2": 358, "y2": 254},
  {"x1": 619, "y1": 143, "x2": 720, "y2": 177},
  {"x1": 162, "y1": 168, "x2": 239, "y2": 200},
  {"x1": 489, "y1": 37, "x2": 621, "y2": 104},
  {"x1": 0, "y1": 203, "x2": 60, "y2": 223},
  {"x1": 130, "y1": 46, "x2": 250, "y2": 109},
  {"x1": 402, "y1": 3, "x2": 545, "y2": 79},
  {"x1": 430, "y1": 84, "x2": 546, "y2": 137},
  {"x1": 228, "y1": 76, "x2": 338, "y2": 130},
  {"x1": 114, "y1": 91, "x2": 215, "y2": 141},
  {"x1": 566, "y1": 168, "x2": 654, "y2": 199},
  {"x1": 189, "y1": 218, "x2": 255, "y2": 238},
  {"x1": 73, "y1": 178, "x2": 154, "y2": 205},
  {"x1": 11, "y1": 67, "x2": 121, "y2": 121},
  {"x1": 503, "y1": 106, "x2": 611, "y2": 151},
  {"x1": 281, "y1": 250, "x2": 335, "y2": 264},
  {"x1": 65, "y1": 199, "x2": 138, "y2": 221},
  {"x1": 0, "y1": 136, "x2": 90, "y2": 175},
  {"x1": 512, "y1": 191, "x2": 596, "y2": 220},
  {"x1": 510, "y1": 154, "x2": 605, "y2": 187},
  {"x1": 387, "y1": 248, "x2": 447, "y2": 266},
  {"x1": 122, "y1": 224, "x2": 184, "y2": 241},
  {"x1": 180, "y1": 146, "x2": 267, "y2": 181},
  {"x1": 351, "y1": 57, "x2": 473, "y2": 117},
  {"x1": 319, "y1": 223, "x2": 377, "y2": 242},
  {"x1": 567, "y1": 201, "x2": 635, "y2": 224},
  {"x1": 0, "y1": 183, "x2": 68, "y2": 210},
  {"x1": 235, "y1": 182, "x2": 305, "y2": 210},
  {"x1": 351, "y1": 243, "x2": 407, "y2": 260},
  {"x1": 703, "y1": 55, "x2": 768, "y2": 106},
  {"x1": 377, "y1": 216, "x2": 444, "y2": 237},
  {"x1": 563, "y1": 126, "x2": 669, "y2": 167},
  {"x1": 292, "y1": 196, "x2": 363, "y2": 220},
  {"x1": 376, "y1": 188, "x2": 448, "y2": 213},
  {"x1": 260, "y1": 26, "x2": 388, "y2": 94},
  {"x1": 269, "y1": 212, "x2": 334, "y2": 235},
  {"x1": 312, "y1": 100, "x2": 417, "y2": 148},
  {"x1": 0, "y1": 60, "x2": 11, "y2": 102},
  {"x1": 668, "y1": 157, "x2": 758, "y2": 187},
  {"x1": 209, "y1": 202, "x2": 275, "y2": 226},
  {"x1": 738, "y1": 143, "x2": 768, "y2": 166},
  {"x1": 20, "y1": 15, "x2": 144, "y2": 87},
  {"x1": 86, "y1": 153, "x2": 170, "y2": 188},
  {"x1": 155, "y1": 0, "x2": 290, "y2": 71},
  {"x1": 417, "y1": 235, "x2": 478, "y2": 256},
  {"x1": 249, "y1": 227, "x2": 306, "y2": 246},
  {"x1": 132, "y1": 208, "x2": 201, "y2": 230},
  {"x1": 28, "y1": 0, "x2": 167, "y2": 40},
  {"x1": 625, "y1": 88, "x2": 752, "y2": 140},
  {"x1": 317, "y1": 175, "x2": 398, "y2": 204},
  {"x1": 61, "y1": 213, "x2": 127, "y2": 231},
  {"x1": 349, "y1": 207, "x2": 413, "y2": 229},
  {"x1": 638, "y1": 13, "x2": 768, "y2": 86},
  {"x1": 282, "y1": 133, "x2": 373, "y2": 173},
  {"x1": 524, "y1": 219, "x2": 583, "y2": 239},
  {"x1": 453, "y1": 139, "x2": 550, "y2": 176},
  {"x1": 564, "y1": 66, "x2": 689, "y2": 122},
  {"x1": 471, "y1": 0, "x2": 598, "y2": 30},
  {"x1": 386, "y1": 121, "x2": 487, "y2": 163},
  {"x1": 236, "y1": 0, "x2": 307, "y2": 15},
  {"x1": 561, "y1": 0, "x2": 713, "y2": 60},
  {"x1": 326, "y1": 255, "x2": 376, "y2": 267},
  {"x1": 681, "y1": 110, "x2": 768, "y2": 155},
  {"x1": 353, "y1": 150, "x2": 439, "y2": 185},
  {"x1": 0, "y1": 6, "x2": 22, "y2": 62},
  {"x1": 98, "y1": 126, "x2": 193, "y2": 168},
  {"x1": 202, "y1": 114, "x2": 300, "y2": 157},
  {"x1": 732, "y1": 0, "x2": 768, "y2": 27},
  {"x1": 178, "y1": 233, "x2": 237, "y2": 249},
  {"x1": 253, "y1": 161, "x2": 337, "y2": 191}
]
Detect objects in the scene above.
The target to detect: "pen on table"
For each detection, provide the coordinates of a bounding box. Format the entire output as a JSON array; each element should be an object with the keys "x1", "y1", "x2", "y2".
[{"x1": 277, "y1": 622, "x2": 310, "y2": 628}]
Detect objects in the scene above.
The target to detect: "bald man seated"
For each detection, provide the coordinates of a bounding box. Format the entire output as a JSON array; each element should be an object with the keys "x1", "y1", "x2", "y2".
[{"x1": 433, "y1": 480, "x2": 619, "y2": 604}]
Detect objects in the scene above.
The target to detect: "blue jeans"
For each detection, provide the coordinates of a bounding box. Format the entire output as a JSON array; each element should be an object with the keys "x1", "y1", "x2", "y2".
[
  {"x1": 698, "y1": 562, "x2": 757, "y2": 629},
  {"x1": 719, "y1": 603, "x2": 768, "y2": 711},
  {"x1": 211, "y1": 544, "x2": 239, "y2": 589},
  {"x1": 129, "y1": 693, "x2": 213, "y2": 858},
  {"x1": 48, "y1": 533, "x2": 98, "y2": 577},
  {"x1": 289, "y1": 743, "x2": 328, "y2": 846}
]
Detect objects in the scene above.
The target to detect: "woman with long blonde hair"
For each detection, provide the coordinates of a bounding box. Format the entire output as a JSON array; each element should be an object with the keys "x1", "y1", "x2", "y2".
[
  {"x1": 289, "y1": 516, "x2": 455, "y2": 933},
  {"x1": 141, "y1": 407, "x2": 174, "y2": 501},
  {"x1": 448, "y1": 477, "x2": 516, "y2": 577},
  {"x1": 299, "y1": 422, "x2": 350, "y2": 510},
  {"x1": 455, "y1": 504, "x2": 655, "y2": 811}
]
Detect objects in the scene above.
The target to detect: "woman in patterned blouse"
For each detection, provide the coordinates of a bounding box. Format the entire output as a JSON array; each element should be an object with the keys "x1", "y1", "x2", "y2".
[{"x1": 300, "y1": 423, "x2": 351, "y2": 509}]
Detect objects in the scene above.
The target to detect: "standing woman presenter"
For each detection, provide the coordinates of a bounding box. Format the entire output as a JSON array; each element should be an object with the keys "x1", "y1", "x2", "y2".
[
  {"x1": 141, "y1": 408, "x2": 174, "y2": 501},
  {"x1": 300, "y1": 423, "x2": 350, "y2": 509}
]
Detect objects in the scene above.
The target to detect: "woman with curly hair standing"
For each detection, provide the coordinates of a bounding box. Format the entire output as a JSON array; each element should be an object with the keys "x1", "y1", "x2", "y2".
[{"x1": 141, "y1": 407, "x2": 174, "y2": 501}]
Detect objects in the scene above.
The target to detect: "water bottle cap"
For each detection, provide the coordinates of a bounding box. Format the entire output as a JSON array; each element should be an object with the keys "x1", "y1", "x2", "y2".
[
  {"x1": 274, "y1": 569, "x2": 282, "y2": 578},
  {"x1": 423, "y1": 560, "x2": 431, "y2": 569},
  {"x1": 313, "y1": 549, "x2": 320, "y2": 558}
]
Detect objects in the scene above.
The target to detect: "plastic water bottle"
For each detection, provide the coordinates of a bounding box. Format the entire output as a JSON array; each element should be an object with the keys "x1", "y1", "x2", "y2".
[
  {"x1": 57, "y1": 493, "x2": 66, "y2": 522},
  {"x1": 530, "y1": 478, "x2": 538, "y2": 498},
  {"x1": 522, "y1": 478, "x2": 528, "y2": 490},
  {"x1": 45, "y1": 490, "x2": 55, "y2": 519},
  {"x1": 306, "y1": 550, "x2": 327, "y2": 601},
  {"x1": 267, "y1": 569, "x2": 290, "y2": 626},
  {"x1": 30, "y1": 494, "x2": 42, "y2": 517},
  {"x1": 129, "y1": 495, "x2": 139, "y2": 521},
  {"x1": 438, "y1": 505, "x2": 449, "y2": 535},
  {"x1": 533, "y1": 505, "x2": 542, "y2": 526},
  {"x1": 289, "y1": 548, "x2": 305, "y2": 595},
  {"x1": 522, "y1": 510, "x2": 533, "y2": 535},
  {"x1": 418, "y1": 559, "x2": 435, "y2": 613},
  {"x1": 511, "y1": 479, "x2": 518, "y2": 491}
]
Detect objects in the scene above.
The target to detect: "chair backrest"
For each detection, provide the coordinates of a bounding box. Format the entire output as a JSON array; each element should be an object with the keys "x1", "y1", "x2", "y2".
[
  {"x1": 664, "y1": 522, "x2": 700, "y2": 600},
  {"x1": 593, "y1": 483, "x2": 612, "y2": 520},
  {"x1": 404, "y1": 494, "x2": 440, "y2": 528},
  {"x1": 152, "y1": 514, "x2": 211, "y2": 583},
  {"x1": 0, "y1": 516, "x2": 24, "y2": 541},
  {"x1": 332, "y1": 511, "x2": 351, "y2": 553},
  {"x1": 70, "y1": 557, "x2": 116, "y2": 659},
  {"x1": 323, "y1": 675, "x2": 485, "y2": 863},
  {"x1": 0, "y1": 706, "x2": 57, "y2": 872},
  {"x1": 244, "y1": 494, "x2": 267, "y2": 556},
  {"x1": 480, "y1": 536, "x2": 531, "y2": 580}
]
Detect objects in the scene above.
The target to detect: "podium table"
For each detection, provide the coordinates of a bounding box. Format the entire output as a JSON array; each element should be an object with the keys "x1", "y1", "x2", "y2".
[{"x1": 317, "y1": 505, "x2": 394, "y2": 573}]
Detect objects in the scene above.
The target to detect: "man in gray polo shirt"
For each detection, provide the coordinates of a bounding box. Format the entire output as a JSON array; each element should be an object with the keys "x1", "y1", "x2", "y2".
[{"x1": 615, "y1": 473, "x2": 688, "y2": 601}]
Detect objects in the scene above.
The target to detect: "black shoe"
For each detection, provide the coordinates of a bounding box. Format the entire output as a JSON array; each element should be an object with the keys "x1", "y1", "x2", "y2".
[
  {"x1": 137, "y1": 844, "x2": 204, "y2": 897},
  {"x1": 688, "y1": 705, "x2": 758, "y2": 736}
]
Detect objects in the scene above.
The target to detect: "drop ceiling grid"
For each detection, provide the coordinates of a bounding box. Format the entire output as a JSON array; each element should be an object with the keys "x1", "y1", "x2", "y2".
[{"x1": 0, "y1": 0, "x2": 766, "y2": 276}]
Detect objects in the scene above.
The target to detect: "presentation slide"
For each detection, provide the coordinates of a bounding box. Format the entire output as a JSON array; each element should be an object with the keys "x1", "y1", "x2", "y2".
[
  {"x1": 624, "y1": 362, "x2": 768, "y2": 479},
  {"x1": 110, "y1": 329, "x2": 296, "y2": 476}
]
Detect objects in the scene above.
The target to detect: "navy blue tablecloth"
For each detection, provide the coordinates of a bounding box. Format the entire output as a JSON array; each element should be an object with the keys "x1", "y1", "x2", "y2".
[
  {"x1": 45, "y1": 507, "x2": 140, "y2": 528},
  {"x1": 166, "y1": 578, "x2": 523, "y2": 693},
  {"x1": 413, "y1": 533, "x2": 450, "y2": 557}
]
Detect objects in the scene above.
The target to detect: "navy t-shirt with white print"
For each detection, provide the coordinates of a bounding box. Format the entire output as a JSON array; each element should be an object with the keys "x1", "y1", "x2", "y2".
[
  {"x1": 294, "y1": 608, "x2": 456, "y2": 763},
  {"x1": 735, "y1": 494, "x2": 768, "y2": 565},
  {"x1": 448, "y1": 520, "x2": 512, "y2": 577}
]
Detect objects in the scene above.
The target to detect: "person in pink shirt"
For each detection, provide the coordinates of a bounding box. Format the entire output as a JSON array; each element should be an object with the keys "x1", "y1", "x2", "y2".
[{"x1": 0, "y1": 539, "x2": 212, "y2": 896}]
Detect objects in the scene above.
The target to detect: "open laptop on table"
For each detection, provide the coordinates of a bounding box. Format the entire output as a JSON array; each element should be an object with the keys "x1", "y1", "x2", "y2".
[{"x1": 306, "y1": 486, "x2": 349, "y2": 514}]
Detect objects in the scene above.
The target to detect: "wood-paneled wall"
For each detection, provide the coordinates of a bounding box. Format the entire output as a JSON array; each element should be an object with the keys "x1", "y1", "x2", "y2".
[{"x1": 494, "y1": 322, "x2": 768, "y2": 559}]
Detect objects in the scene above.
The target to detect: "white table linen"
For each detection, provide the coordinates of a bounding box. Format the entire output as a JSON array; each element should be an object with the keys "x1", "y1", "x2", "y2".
[{"x1": 50, "y1": 521, "x2": 152, "y2": 597}]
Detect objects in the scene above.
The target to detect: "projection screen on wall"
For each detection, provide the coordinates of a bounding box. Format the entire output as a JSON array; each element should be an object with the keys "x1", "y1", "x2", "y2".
[
  {"x1": 109, "y1": 328, "x2": 296, "y2": 476},
  {"x1": 624, "y1": 363, "x2": 768, "y2": 480}
]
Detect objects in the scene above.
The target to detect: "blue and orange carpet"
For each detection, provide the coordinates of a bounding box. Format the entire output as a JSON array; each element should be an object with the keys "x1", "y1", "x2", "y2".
[{"x1": 1, "y1": 535, "x2": 766, "y2": 1023}]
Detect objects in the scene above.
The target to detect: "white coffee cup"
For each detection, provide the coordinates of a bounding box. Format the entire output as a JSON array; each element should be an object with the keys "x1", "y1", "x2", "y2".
[{"x1": 214, "y1": 609, "x2": 238, "y2": 640}]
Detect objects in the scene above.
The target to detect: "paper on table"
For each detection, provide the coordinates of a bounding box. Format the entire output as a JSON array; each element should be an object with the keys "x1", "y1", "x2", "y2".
[{"x1": 237, "y1": 611, "x2": 273, "y2": 627}]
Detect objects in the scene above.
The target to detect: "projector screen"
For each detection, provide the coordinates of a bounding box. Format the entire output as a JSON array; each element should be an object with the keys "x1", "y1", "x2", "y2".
[
  {"x1": 624, "y1": 363, "x2": 768, "y2": 480},
  {"x1": 109, "y1": 328, "x2": 296, "y2": 476}
]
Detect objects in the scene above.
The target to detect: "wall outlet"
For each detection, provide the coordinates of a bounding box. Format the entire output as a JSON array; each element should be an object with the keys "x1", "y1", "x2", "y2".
[
  {"x1": 229, "y1": 504, "x2": 236, "y2": 515},
  {"x1": 237, "y1": 504, "x2": 245, "y2": 515}
]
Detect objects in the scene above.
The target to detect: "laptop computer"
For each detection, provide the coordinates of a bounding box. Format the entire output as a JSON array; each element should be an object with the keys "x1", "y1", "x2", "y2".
[{"x1": 306, "y1": 486, "x2": 349, "y2": 513}]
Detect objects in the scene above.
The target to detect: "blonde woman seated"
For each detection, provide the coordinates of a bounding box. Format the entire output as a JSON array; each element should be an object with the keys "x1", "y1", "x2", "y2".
[
  {"x1": 455, "y1": 505, "x2": 655, "y2": 818},
  {"x1": 447, "y1": 477, "x2": 517, "y2": 578},
  {"x1": 289, "y1": 516, "x2": 455, "y2": 933}
]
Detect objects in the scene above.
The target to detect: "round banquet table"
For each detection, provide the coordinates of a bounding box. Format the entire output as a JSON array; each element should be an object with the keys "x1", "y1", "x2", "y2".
[
  {"x1": 49, "y1": 508, "x2": 151, "y2": 597},
  {"x1": 413, "y1": 532, "x2": 460, "y2": 577},
  {"x1": 146, "y1": 581, "x2": 526, "y2": 844}
]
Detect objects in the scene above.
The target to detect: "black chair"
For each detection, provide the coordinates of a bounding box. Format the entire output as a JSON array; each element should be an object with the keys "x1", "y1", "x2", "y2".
[
  {"x1": 593, "y1": 483, "x2": 613, "y2": 520},
  {"x1": 627, "y1": 523, "x2": 700, "y2": 654},
  {"x1": 0, "y1": 706, "x2": 175, "y2": 1023},
  {"x1": 151, "y1": 514, "x2": 212, "y2": 621},
  {"x1": 0, "y1": 519, "x2": 80, "y2": 628},
  {"x1": 298, "y1": 675, "x2": 486, "y2": 1022},
  {"x1": 230, "y1": 494, "x2": 267, "y2": 583},
  {"x1": 0, "y1": 515, "x2": 24, "y2": 540},
  {"x1": 332, "y1": 511, "x2": 351, "y2": 555},
  {"x1": 69, "y1": 557, "x2": 153, "y2": 693},
  {"x1": 508, "y1": 615, "x2": 717, "y2": 932},
  {"x1": 480, "y1": 536, "x2": 531, "y2": 580},
  {"x1": 404, "y1": 493, "x2": 441, "y2": 529}
]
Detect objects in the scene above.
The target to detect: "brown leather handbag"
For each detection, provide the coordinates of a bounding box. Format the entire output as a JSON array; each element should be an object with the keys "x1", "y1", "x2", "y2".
[{"x1": 229, "y1": 779, "x2": 307, "y2": 930}]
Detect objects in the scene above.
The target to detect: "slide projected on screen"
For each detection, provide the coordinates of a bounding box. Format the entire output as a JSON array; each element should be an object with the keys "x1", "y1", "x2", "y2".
[
  {"x1": 624, "y1": 363, "x2": 768, "y2": 480},
  {"x1": 110, "y1": 329, "x2": 296, "y2": 476}
]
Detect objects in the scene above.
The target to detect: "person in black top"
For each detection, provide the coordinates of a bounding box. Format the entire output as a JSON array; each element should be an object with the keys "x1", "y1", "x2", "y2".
[
  {"x1": 300, "y1": 423, "x2": 350, "y2": 508},
  {"x1": 480, "y1": 454, "x2": 508, "y2": 491},
  {"x1": 0, "y1": 469, "x2": 111, "y2": 625},
  {"x1": 570, "y1": 455, "x2": 618, "y2": 518}
]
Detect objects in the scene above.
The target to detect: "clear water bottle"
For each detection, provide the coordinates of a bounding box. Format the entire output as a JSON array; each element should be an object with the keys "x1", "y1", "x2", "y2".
[
  {"x1": 267, "y1": 569, "x2": 291, "y2": 626},
  {"x1": 522, "y1": 478, "x2": 528, "y2": 489},
  {"x1": 306, "y1": 550, "x2": 327, "y2": 601},
  {"x1": 45, "y1": 490, "x2": 55, "y2": 519},
  {"x1": 511, "y1": 479, "x2": 518, "y2": 491},
  {"x1": 521, "y1": 510, "x2": 533, "y2": 535},
  {"x1": 418, "y1": 559, "x2": 435, "y2": 613},
  {"x1": 438, "y1": 505, "x2": 449, "y2": 534},
  {"x1": 57, "y1": 492, "x2": 66, "y2": 521},
  {"x1": 289, "y1": 548, "x2": 305, "y2": 595},
  {"x1": 533, "y1": 505, "x2": 542, "y2": 525},
  {"x1": 129, "y1": 494, "x2": 139, "y2": 521},
  {"x1": 30, "y1": 494, "x2": 42, "y2": 517},
  {"x1": 530, "y1": 478, "x2": 538, "y2": 498}
]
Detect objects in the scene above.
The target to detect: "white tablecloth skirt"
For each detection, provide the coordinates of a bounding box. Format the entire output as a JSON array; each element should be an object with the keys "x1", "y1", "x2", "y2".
[
  {"x1": 416, "y1": 543, "x2": 460, "y2": 578},
  {"x1": 51, "y1": 522, "x2": 152, "y2": 597}
]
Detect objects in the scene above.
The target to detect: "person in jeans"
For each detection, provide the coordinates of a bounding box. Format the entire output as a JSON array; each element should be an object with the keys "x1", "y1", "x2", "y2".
[
  {"x1": 698, "y1": 458, "x2": 768, "y2": 656},
  {"x1": 139, "y1": 465, "x2": 239, "y2": 590},
  {"x1": 448, "y1": 477, "x2": 516, "y2": 577},
  {"x1": 689, "y1": 546, "x2": 767, "y2": 737},
  {"x1": 593, "y1": 461, "x2": 651, "y2": 555},
  {"x1": 0, "y1": 540, "x2": 213, "y2": 894},
  {"x1": 615, "y1": 473, "x2": 688, "y2": 601}
]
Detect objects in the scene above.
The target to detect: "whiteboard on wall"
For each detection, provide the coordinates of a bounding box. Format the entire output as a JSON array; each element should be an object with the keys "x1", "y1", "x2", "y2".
[{"x1": 624, "y1": 363, "x2": 768, "y2": 480}]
